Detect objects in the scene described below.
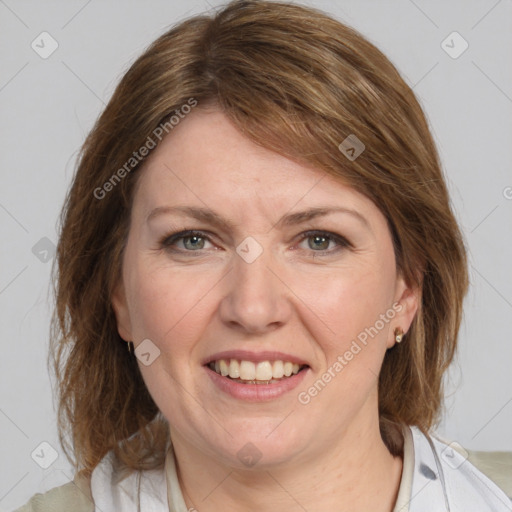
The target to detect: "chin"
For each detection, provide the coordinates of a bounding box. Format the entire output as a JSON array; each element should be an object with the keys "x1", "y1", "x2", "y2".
[{"x1": 202, "y1": 419, "x2": 310, "y2": 470}]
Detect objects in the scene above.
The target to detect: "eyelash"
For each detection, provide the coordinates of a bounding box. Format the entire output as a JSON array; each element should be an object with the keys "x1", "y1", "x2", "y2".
[{"x1": 158, "y1": 229, "x2": 351, "y2": 257}]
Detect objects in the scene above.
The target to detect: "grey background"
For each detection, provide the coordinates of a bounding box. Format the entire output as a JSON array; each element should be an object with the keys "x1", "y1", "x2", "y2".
[{"x1": 1, "y1": 0, "x2": 511, "y2": 510}]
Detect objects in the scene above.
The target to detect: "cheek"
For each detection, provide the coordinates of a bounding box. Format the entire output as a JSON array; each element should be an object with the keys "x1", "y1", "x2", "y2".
[
  {"x1": 295, "y1": 262, "x2": 395, "y2": 350},
  {"x1": 124, "y1": 257, "x2": 218, "y2": 350},
  {"x1": 123, "y1": 259, "x2": 215, "y2": 414},
  {"x1": 293, "y1": 266, "x2": 395, "y2": 416}
]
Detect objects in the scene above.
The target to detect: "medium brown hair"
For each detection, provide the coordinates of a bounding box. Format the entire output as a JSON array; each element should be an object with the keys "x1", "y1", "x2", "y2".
[{"x1": 50, "y1": 0, "x2": 468, "y2": 476}]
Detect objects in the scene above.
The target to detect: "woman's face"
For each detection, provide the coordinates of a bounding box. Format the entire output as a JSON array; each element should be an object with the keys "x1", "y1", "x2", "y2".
[{"x1": 113, "y1": 108, "x2": 418, "y2": 468}]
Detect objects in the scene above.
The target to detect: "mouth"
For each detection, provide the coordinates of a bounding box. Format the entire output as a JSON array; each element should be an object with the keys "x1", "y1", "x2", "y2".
[{"x1": 205, "y1": 358, "x2": 309, "y2": 385}]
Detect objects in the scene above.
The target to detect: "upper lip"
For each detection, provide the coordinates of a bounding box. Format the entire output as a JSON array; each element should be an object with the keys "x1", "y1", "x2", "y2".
[{"x1": 202, "y1": 350, "x2": 310, "y2": 367}]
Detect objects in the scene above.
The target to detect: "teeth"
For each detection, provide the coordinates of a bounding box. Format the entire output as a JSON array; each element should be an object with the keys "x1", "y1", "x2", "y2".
[
  {"x1": 272, "y1": 360, "x2": 284, "y2": 378},
  {"x1": 219, "y1": 359, "x2": 229, "y2": 377},
  {"x1": 256, "y1": 361, "x2": 273, "y2": 380},
  {"x1": 228, "y1": 359, "x2": 240, "y2": 379},
  {"x1": 239, "y1": 360, "x2": 255, "y2": 380},
  {"x1": 209, "y1": 359, "x2": 305, "y2": 382}
]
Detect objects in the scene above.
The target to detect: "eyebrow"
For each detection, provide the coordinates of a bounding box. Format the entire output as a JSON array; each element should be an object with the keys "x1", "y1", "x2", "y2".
[{"x1": 146, "y1": 205, "x2": 370, "y2": 231}]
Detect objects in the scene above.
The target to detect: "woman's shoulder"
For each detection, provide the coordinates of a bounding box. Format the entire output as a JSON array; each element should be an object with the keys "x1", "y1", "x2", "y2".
[
  {"x1": 465, "y1": 448, "x2": 512, "y2": 500},
  {"x1": 410, "y1": 426, "x2": 512, "y2": 511},
  {"x1": 14, "y1": 448, "x2": 169, "y2": 512},
  {"x1": 13, "y1": 471, "x2": 94, "y2": 512}
]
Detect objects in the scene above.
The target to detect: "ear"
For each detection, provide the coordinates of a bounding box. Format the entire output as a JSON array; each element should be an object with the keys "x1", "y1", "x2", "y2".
[
  {"x1": 388, "y1": 275, "x2": 421, "y2": 348},
  {"x1": 111, "y1": 278, "x2": 133, "y2": 342}
]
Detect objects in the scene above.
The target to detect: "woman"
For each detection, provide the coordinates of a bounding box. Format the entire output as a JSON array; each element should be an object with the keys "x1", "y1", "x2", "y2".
[{"x1": 15, "y1": 1, "x2": 511, "y2": 511}]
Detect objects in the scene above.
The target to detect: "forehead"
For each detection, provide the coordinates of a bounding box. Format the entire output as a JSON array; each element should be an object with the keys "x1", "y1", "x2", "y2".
[{"x1": 132, "y1": 108, "x2": 383, "y2": 229}]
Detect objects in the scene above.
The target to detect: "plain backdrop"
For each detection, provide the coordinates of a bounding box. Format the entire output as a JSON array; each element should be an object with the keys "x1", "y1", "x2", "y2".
[{"x1": 1, "y1": 0, "x2": 511, "y2": 510}]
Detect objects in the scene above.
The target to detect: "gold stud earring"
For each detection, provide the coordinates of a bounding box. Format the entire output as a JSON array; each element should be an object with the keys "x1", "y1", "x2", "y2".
[
  {"x1": 127, "y1": 341, "x2": 134, "y2": 354},
  {"x1": 394, "y1": 327, "x2": 404, "y2": 343}
]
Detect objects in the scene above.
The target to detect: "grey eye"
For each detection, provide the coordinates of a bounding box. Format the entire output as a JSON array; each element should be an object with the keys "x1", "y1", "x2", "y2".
[
  {"x1": 181, "y1": 235, "x2": 207, "y2": 250},
  {"x1": 307, "y1": 235, "x2": 331, "y2": 251}
]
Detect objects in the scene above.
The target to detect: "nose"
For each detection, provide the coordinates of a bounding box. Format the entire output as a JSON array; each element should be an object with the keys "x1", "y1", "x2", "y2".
[{"x1": 218, "y1": 243, "x2": 293, "y2": 334}]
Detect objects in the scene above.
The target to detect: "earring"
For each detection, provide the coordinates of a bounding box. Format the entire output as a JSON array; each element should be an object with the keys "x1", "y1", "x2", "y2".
[
  {"x1": 394, "y1": 327, "x2": 404, "y2": 343},
  {"x1": 127, "y1": 341, "x2": 134, "y2": 354}
]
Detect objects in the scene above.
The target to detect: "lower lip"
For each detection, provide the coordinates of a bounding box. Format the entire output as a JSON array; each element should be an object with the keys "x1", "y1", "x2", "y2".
[{"x1": 204, "y1": 365, "x2": 309, "y2": 402}]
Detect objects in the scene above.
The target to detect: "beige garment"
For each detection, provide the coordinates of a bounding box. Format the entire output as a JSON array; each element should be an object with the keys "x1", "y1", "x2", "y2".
[
  {"x1": 466, "y1": 450, "x2": 512, "y2": 499},
  {"x1": 393, "y1": 423, "x2": 414, "y2": 512},
  {"x1": 13, "y1": 470, "x2": 94, "y2": 512}
]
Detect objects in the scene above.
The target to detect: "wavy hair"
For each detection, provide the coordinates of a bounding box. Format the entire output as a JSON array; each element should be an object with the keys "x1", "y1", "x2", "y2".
[{"x1": 50, "y1": 0, "x2": 468, "y2": 476}]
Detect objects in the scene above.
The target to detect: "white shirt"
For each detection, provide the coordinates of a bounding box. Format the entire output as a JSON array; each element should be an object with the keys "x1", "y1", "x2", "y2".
[{"x1": 88, "y1": 425, "x2": 512, "y2": 512}]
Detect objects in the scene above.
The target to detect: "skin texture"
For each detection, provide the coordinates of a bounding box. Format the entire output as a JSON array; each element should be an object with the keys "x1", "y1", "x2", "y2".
[{"x1": 112, "y1": 108, "x2": 419, "y2": 512}]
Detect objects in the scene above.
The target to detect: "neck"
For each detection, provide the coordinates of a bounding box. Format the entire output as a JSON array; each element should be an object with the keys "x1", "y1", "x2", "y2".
[{"x1": 171, "y1": 414, "x2": 403, "y2": 512}]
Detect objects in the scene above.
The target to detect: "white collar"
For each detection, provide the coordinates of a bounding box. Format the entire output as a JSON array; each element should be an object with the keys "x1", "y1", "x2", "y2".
[
  {"x1": 394, "y1": 425, "x2": 511, "y2": 511},
  {"x1": 90, "y1": 449, "x2": 169, "y2": 511}
]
